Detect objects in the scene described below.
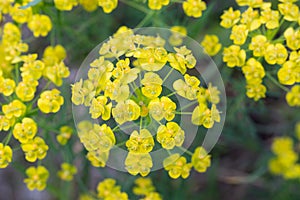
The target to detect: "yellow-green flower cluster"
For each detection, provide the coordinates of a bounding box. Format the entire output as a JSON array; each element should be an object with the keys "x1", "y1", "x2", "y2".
[
  {"x1": 221, "y1": 0, "x2": 300, "y2": 104},
  {"x1": 0, "y1": 1, "x2": 70, "y2": 192},
  {"x1": 269, "y1": 122, "x2": 300, "y2": 180},
  {"x1": 53, "y1": 0, "x2": 207, "y2": 19},
  {"x1": 57, "y1": 163, "x2": 77, "y2": 181},
  {"x1": 72, "y1": 27, "x2": 220, "y2": 178}
]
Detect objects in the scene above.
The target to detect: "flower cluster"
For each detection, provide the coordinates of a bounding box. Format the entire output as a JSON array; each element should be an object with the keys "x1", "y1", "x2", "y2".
[
  {"x1": 220, "y1": 0, "x2": 300, "y2": 105},
  {"x1": 133, "y1": 178, "x2": 162, "y2": 200},
  {"x1": 269, "y1": 122, "x2": 300, "y2": 180},
  {"x1": 52, "y1": 0, "x2": 207, "y2": 18},
  {"x1": 72, "y1": 27, "x2": 220, "y2": 179},
  {"x1": 0, "y1": 1, "x2": 70, "y2": 192}
]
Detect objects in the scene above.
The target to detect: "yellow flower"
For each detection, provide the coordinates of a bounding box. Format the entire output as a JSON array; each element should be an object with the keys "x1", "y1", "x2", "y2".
[
  {"x1": 54, "y1": 0, "x2": 78, "y2": 11},
  {"x1": 72, "y1": 79, "x2": 96, "y2": 106},
  {"x1": 260, "y1": 8, "x2": 280, "y2": 29},
  {"x1": 24, "y1": 166, "x2": 49, "y2": 191},
  {"x1": 97, "y1": 178, "x2": 128, "y2": 200},
  {"x1": 157, "y1": 122, "x2": 185, "y2": 149},
  {"x1": 192, "y1": 104, "x2": 220, "y2": 128},
  {"x1": 113, "y1": 58, "x2": 140, "y2": 84},
  {"x1": 296, "y1": 122, "x2": 300, "y2": 141},
  {"x1": 2, "y1": 22, "x2": 21, "y2": 43},
  {"x1": 126, "y1": 129, "x2": 154, "y2": 153},
  {"x1": 56, "y1": 126, "x2": 73, "y2": 145},
  {"x1": 277, "y1": 61, "x2": 298, "y2": 85},
  {"x1": 240, "y1": 7, "x2": 261, "y2": 31},
  {"x1": 286, "y1": 85, "x2": 300, "y2": 107},
  {"x1": 167, "y1": 46, "x2": 196, "y2": 74},
  {"x1": 10, "y1": 3, "x2": 32, "y2": 24},
  {"x1": 271, "y1": 137, "x2": 294, "y2": 155},
  {"x1": 104, "y1": 80, "x2": 130, "y2": 102},
  {"x1": 148, "y1": 96, "x2": 176, "y2": 121},
  {"x1": 264, "y1": 43, "x2": 288, "y2": 65},
  {"x1": 15, "y1": 81, "x2": 36, "y2": 102},
  {"x1": 143, "y1": 192, "x2": 162, "y2": 200},
  {"x1": 37, "y1": 89, "x2": 64, "y2": 113},
  {"x1": 278, "y1": 2, "x2": 299, "y2": 22},
  {"x1": 28, "y1": 14, "x2": 52, "y2": 37},
  {"x1": 133, "y1": 178, "x2": 155, "y2": 196},
  {"x1": 163, "y1": 154, "x2": 192, "y2": 179},
  {"x1": 98, "y1": 0, "x2": 118, "y2": 13},
  {"x1": 21, "y1": 136, "x2": 49, "y2": 162},
  {"x1": 246, "y1": 83, "x2": 266, "y2": 101},
  {"x1": 43, "y1": 62, "x2": 70, "y2": 86},
  {"x1": 182, "y1": 0, "x2": 207, "y2": 18},
  {"x1": 13, "y1": 118, "x2": 38, "y2": 144},
  {"x1": 0, "y1": 0, "x2": 13, "y2": 14},
  {"x1": 283, "y1": 164, "x2": 300, "y2": 180},
  {"x1": 78, "y1": 123, "x2": 116, "y2": 152},
  {"x1": 79, "y1": 0, "x2": 98, "y2": 12},
  {"x1": 112, "y1": 100, "x2": 141, "y2": 124},
  {"x1": 89, "y1": 96, "x2": 112, "y2": 120},
  {"x1": 133, "y1": 47, "x2": 168, "y2": 71},
  {"x1": 20, "y1": 56, "x2": 45, "y2": 80},
  {"x1": 201, "y1": 34, "x2": 222, "y2": 56},
  {"x1": 230, "y1": 25, "x2": 248, "y2": 45},
  {"x1": 148, "y1": 0, "x2": 169, "y2": 10},
  {"x1": 141, "y1": 72, "x2": 163, "y2": 99},
  {"x1": 220, "y1": 7, "x2": 241, "y2": 29},
  {"x1": 169, "y1": 26, "x2": 187, "y2": 46},
  {"x1": 205, "y1": 83, "x2": 221, "y2": 104},
  {"x1": 236, "y1": 0, "x2": 264, "y2": 8},
  {"x1": 223, "y1": 45, "x2": 246, "y2": 67},
  {"x1": 43, "y1": 45, "x2": 67, "y2": 67},
  {"x1": 0, "y1": 143, "x2": 13, "y2": 168},
  {"x1": 86, "y1": 149, "x2": 109, "y2": 167},
  {"x1": 2, "y1": 100, "x2": 26, "y2": 119},
  {"x1": 248, "y1": 35, "x2": 269, "y2": 57},
  {"x1": 125, "y1": 152, "x2": 153, "y2": 176},
  {"x1": 284, "y1": 27, "x2": 300, "y2": 50},
  {"x1": 173, "y1": 74, "x2": 200, "y2": 100},
  {"x1": 0, "y1": 115, "x2": 14, "y2": 131},
  {"x1": 242, "y1": 58, "x2": 265, "y2": 84},
  {"x1": 0, "y1": 78, "x2": 15, "y2": 96},
  {"x1": 57, "y1": 163, "x2": 77, "y2": 181},
  {"x1": 191, "y1": 146, "x2": 211, "y2": 173}
]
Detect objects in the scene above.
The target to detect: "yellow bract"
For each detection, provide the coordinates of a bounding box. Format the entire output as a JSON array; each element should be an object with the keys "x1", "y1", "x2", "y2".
[
  {"x1": 89, "y1": 96, "x2": 112, "y2": 120},
  {"x1": 173, "y1": 74, "x2": 200, "y2": 100},
  {"x1": 126, "y1": 129, "x2": 154, "y2": 153},
  {"x1": 192, "y1": 104, "x2": 220, "y2": 128},
  {"x1": 141, "y1": 72, "x2": 163, "y2": 99},
  {"x1": 28, "y1": 14, "x2": 52, "y2": 37},
  {"x1": 220, "y1": 7, "x2": 241, "y2": 29},
  {"x1": 157, "y1": 122, "x2": 185, "y2": 149},
  {"x1": 201, "y1": 34, "x2": 222, "y2": 56},
  {"x1": 148, "y1": 0, "x2": 169, "y2": 10},
  {"x1": 13, "y1": 118, "x2": 38, "y2": 144},
  {"x1": 191, "y1": 146, "x2": 211, "y2": 173},
  {"x1": 125, "y1": 152, "x2": 153, "y2": 177},
  {"x1": 21, "y1": 136, "x2": 49, "y2": 162},
  {"x1": 97, "y1": 178, "x2": 128, "y2": 199},
  {"x1": 223, "y1": 45, "x2": 246, "y2": 67},
  {"x1": 98, "y1": 0, "x2": 118, "y2": 13},
  {"x1": 163, "y1": 154, "x2": 192, "y2": 179},
  {"x1": 286, "y1": 85, "x2": 300, "y2": 107},
  {"x1": 148, "y1": 96, "x2": 176, "y2": 121},
  {"x1": 57, "y1": 126, "x2": 73, "y2": 145},
  {"x1": 112, "y1": 100, "x2": 141, "y2": 124},
  {"x1": 37, "y1": 89, "x2": 64, "y2": 113},
  {"x1": 168, "y1": 46, "x2": 196, "y2": 74},
  {"x1": 54, "y1": 0, "x2": 78, "y2": 11},
  {"x1": 2, "y1": 99, "x2": 26, "y2": 119}
]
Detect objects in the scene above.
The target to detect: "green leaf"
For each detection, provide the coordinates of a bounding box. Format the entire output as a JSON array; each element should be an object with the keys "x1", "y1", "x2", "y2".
[{"x1": 20, "y1": 0, "x2": 42, "y2": 9}]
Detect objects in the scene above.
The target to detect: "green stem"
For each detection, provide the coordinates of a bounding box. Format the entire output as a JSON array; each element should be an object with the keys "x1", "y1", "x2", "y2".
[
  {"x1": 175, "y1": 111, "x2": 193, "y2": 115},
  {"x1": 119, "y1": 0, "x2": 149, "y2": 14},
  {"x1": 177, "y1": 146, "x2": 193, "y2": 156},
  {"x1": 136, "y1": 11, "x2": 155, "y2": 28},
  {"x1": 266, "y1": 72, "x2": 289, "y2": 92},
  {"x1": 163, "y1": 68, "x2": 174, "y2": 83},
  {"x1": 166, "y1": 91, "x2": 177, "y2": 97},
  {"x1": 4, "y1": 131, "x2": 13, "y2": 145},
  {"x1": 180, "y1": 101, "x2": 198, "y2": 110}
]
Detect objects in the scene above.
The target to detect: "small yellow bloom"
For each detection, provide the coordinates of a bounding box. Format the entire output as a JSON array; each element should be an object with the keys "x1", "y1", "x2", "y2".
[
  {"x1": 260, "y1": 8, "x2": 280, "y2": 29},
  {"x1": 148, "y1": 96, "x2": 176, "y2": 121},
  {"x1": 230, "y1": 25, "x2": 248, "y2": 45},
  {"x1": 157, "y1": 122, "x2": 185, "y2": 149},
  {"x1": 220, "y1": 7, "x2": 240, "y2": 28},
  {"x1": 191, "y1": 146, "x2": 211, "y2": 173},
  {"x1": 43, "y1": 45, "x2": 67, "y2": 67},
  {"x1": 182, "y1": 0, "x2": 207, "y2": 18},
  {"x1": 98, "y1": 0, "x2": 118, "y2": 13},
  {"x1": 125, "y1": 152, "x2": 153, "y2": 177},
  {"x1": 167, "y1": 46, "x2": 196, "y2": 74},
  {"x1": 240, "y1": 7, "x2": 261, "y2": 31},
  {"x1": 43, "y1": 62, "x2": 70, "y2": 86},
  {"x1": 169, "y1": 26, "x2": 187, "y2": 46},
  {"x1": 79, "y1": 0, "x2": 98, "y2": 12},
  {"x1": 54, "y1": 0, "x2": 78, "y2": 11},
  {"x1": 148, "y1": 0, "x2": 169, "y2": 10},
  {"x1": 236, "y1": 0, "x2": 264, "y2": 8},
  {"x1": 97, "y1": 178, "x2": 128, "y2": 199},
  {"x1": 0, "y1": 0, "x2": 14, "y2": 14},
  {"x1": 242, "y1": 58, "x2": 265, "y2": 84},
  {"x1": 0, "y1": 78, "x2": 15, "y2": 96},
  {"x1": 284, "y1": 27, "x2": 300, "y2": 50},
  {"x1": 112, "y1": 100, "x2": 141, "y2": 124},
  {"x1": 286, "y1": 85, "x2": 300, "y2": 107},
  {"x1": 173, "y1": 74, "x2": 200, "y2": 100},
  {"x1": 201, "y1": 35, "x2": 222, "y2": 56},
  {"x1": 2, "y1": 100, "x2": 26, "y2": 119},
  {"x1": 163, "y1": 154, "x2": 192, "y2": 179},
  {"x1": 57, "y1": 163, "x2": 77, "y2": 181},
  {"x1": 15, "y1": 81, "x2": 36, "y2": 102},
  {"x1": 10, "y1": 3, "x2": 32, "y2": 24},
  {"x1": 21, "y1": 136, "x2": 49, "y2": 162},
  {"x1": 246, "y1": 83, "x2": 267, "y2": 101},
  {"x1": 56, "y1": 126, "x2": 73, "y2": 145},
  {"x1": 0, "y1": 143, "x2": 13, "y2": 168},
  {"x1": 278, "y1": 3, "x2": 299, "y2": 22},
  {"x1": 264, "y1": 43, "x2": 288, "y2": 65},
  {"x1": 249, "y1": 35, "x2": 269, "y2": 57},
  {"x1": 223, "y1": 45, "x2": 246, "y2": 67},
  {"x1": 37, "y1": 89, "x2": 64, "y2": 113},
  {"x1": 104, "y1": 80, "x2": 130, "y2": 102},
  {"x1": 0, "y1": 115, "x2": 14, "y2": 131},
  {"x1": 13, "y1": 118, "x2": 38, "y2": 144},
  {"x1": 28, "y1": 14, "x2": 52, "y2": 37},
  {"x1": 126, "y1": 129, "x2": 154, "y2": 153},
  {"x1": 277, "y1": 61, "x2": 299, "y2": 85},
  {"x1": 86, "y1": 149, "x2": 109, "y2": 167},
  {"x1": 192, "y1": 104, "x2": 220, "y2": 128},
  {"x1": 24, "y1": 166, "x2": 49, "y2": 191},
  {"x1": 89, "y1": 96, "x2": 112, "y2": 120},
  {"x1": 133, "y1": 178, "x2": 155, "y2": 196},
  {"x1": 141, "y1": 72, "x2": 163, "y2": 99},
  {"x1": 134, "y1": 47, "x2": 168, "y2": 71}
]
